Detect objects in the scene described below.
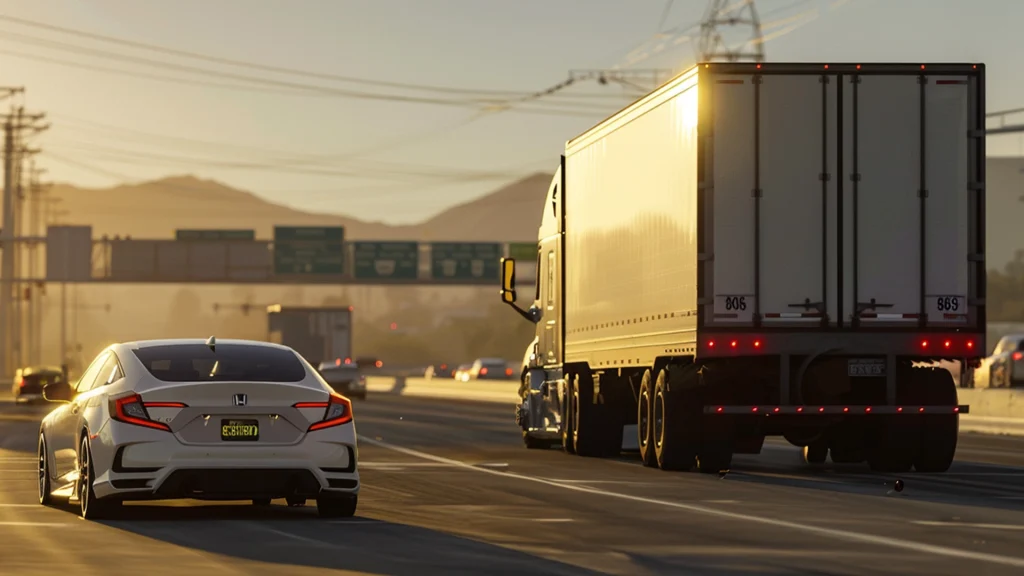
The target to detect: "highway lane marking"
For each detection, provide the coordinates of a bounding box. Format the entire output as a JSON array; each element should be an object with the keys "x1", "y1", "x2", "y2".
[
  {"x1": 359, "y1": 435, "x2": 1024, "y2": 570},
  {"x1": 0, "y1": 521, "x2": 69, "y2": 527},
  {"x1": 360, "y1": 462, "x2": 458, "y2": 469},
  {"x1": 533, "y1": 518, "x2": 574, "y2": 522},
  {"x1": 912, "y1": 521, "x2": 1024, "y2": 531}
]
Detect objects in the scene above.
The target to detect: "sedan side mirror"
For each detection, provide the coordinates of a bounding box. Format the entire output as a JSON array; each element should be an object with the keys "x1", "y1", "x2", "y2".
[{"x1": 42, "y1": 380, "x2": 72, "y2": 403}]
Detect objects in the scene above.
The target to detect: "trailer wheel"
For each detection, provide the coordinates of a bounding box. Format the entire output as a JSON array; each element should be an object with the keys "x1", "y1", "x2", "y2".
[
  {"x1": 654, "y1": 368, "x2": 699, "y2": 471},
  {"x1": 867, "y1": 364, "x2": 919, "y2": 473},
  {"x1": 572, "y1": 372, "x2": 617, "y2": 457},
  {"x1": 913, "y1": 367, "x2": 958, "y2": 473},
  {"x1": 638, "y1": 370, "x2": 657, "y2": 467},
  {"x1": 802, "y1": 439, "x2": 828, "y2": 465}
]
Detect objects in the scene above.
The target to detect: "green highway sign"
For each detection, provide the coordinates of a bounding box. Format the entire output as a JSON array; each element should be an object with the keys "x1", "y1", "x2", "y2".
[
  {"x1": 508, "y1": 242, "x2": 537, "y2": 261},
  {"x1": 176, "y1": 229, "x2": 255, "y2": 241},
  {"x1": 273, "y1": 226, "x2": 344, "y2": 275},
  {"x1": 431, "y1": 242, "x2": 501, "y2": 281},
  {"x1": 353, "y1": 241, "x2": 419, "y2": 280}
]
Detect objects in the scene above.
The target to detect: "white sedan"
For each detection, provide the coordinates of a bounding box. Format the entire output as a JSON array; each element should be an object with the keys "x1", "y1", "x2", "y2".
[{"x1": 37, "y1": 338, "x2": 360, "y2": 520}]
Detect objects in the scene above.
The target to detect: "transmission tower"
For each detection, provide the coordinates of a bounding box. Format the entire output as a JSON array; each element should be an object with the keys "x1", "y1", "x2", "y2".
[{"x1": 698, "y1": 0, "x2": 765, "y2": 63}]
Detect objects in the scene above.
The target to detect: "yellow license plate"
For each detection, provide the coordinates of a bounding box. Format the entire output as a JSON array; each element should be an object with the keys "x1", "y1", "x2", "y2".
[{"x1": 221, "y1": 419, "x2": 259, "y2": 441}]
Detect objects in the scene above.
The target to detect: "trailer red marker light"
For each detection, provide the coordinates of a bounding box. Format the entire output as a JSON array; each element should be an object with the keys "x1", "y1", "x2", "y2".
[
  {"x1": 919, "y1": 407, "x2": 925, "y2": 413},
  {"x1": 824, "y1": 64, "x2": 829, "y2": 69},
  {"x1": 796, "y1": 406, "x2": 804, "y2": 413},
  {"x1": 920, "y1": 64, "x2": 926, "y2": 70},
  {"x1": 966, "y1": 341, "x2": 974, "y2": 350},
  {"x1": 818, "y1": 407, "x2": 825, "y2": 413},
  {"x1": 897, "y1": 406, "x2": 903, "y2": 413},
  {"x1": 753, "y1": 340, "x2": 762, "y2": 348},
  {"x1": 856, "y1": 64, "x2": 862, "y2": 70},
  {"x1": 953, "y1": 406, "x2": 960, "y2": 413},
  {"x1": 730, "y1": 340, "x2": 738, "y2": 348},
  {"x1": 756, "y1": 64, "x2": 761, "y2": 69},
  {"x1": 773, "y1": 407, "x2": 780, "y2": 413},
  {"x1": 920, "y1": 340, "x2": 929, "y2": 349},
  {"x1": 716, "y1": 406, "x2": 724, "y2": 413},
  {"x1": 751, "y1": 407, "x2": 759, "y2": 413},
  {"x1": 708, "y1": 340, "x2": 715, "y2": 348},
  {"x1": 843, "y1": 407, "x2": 849, "y2": 413},
  {"x1": 865, "y1": 407, "x2": 872, "y2": 413},
  {"x1": 944, "y1": 340, "x2": 952, "y2": 349}
]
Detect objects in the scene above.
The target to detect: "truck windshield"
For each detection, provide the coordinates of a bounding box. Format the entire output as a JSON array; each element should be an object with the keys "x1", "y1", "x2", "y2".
[{"x1": 132, "y1": 344, "x2": 307, "y2": 382}]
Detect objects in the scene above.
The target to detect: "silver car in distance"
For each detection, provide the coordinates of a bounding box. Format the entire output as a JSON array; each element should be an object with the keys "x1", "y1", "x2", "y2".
[{"x1": 37, "y1": 338, "x2": 359, "y2": 520}]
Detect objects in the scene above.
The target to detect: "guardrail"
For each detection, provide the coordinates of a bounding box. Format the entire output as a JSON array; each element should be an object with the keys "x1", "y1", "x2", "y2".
[{"x1": 364, "y1": 377, "x2": 1024, "y2": 437}]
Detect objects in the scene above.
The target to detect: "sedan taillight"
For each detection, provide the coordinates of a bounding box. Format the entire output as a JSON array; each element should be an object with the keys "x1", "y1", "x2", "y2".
[
  {"x1": 293, "y1": 392, "x2": 353, "y2": 431},
  {"x1": 109, "y1": 393, "x2": 181, "y2": 432}
]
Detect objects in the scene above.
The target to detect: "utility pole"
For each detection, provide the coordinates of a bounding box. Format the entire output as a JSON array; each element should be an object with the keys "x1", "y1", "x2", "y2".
[
  {"x1": 0, "y1": 101, "x2": 46, "y2": 375},
  {"x1": 27, "y1": 165, "x2": 47, "y2": 366}
]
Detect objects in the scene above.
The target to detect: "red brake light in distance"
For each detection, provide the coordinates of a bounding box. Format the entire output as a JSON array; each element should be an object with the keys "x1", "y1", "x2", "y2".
[
  {"x1": 110, "y1": 394, "x2": 172, "y2": 432},
  {"x1": 305, "y1": 392, "x2": 353, "y2": 431},
  {"x1": 505, "y1": 368, "x2": 514, "y2": 377},
  {"x1": 480, "y1": 367, "x2": 489, "y2": 376},
  {"x1": 1014, "y1": 352, "x2": 1024, "y2": 362}
]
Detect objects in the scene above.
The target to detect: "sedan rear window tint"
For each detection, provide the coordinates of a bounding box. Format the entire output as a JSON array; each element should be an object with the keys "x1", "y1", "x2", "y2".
[{"x1": 132, "y1": 344, "x2": 306, "y2": 382}]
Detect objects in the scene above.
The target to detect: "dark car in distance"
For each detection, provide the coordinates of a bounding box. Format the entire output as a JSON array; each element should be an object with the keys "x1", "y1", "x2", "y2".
[
  {"x1": 317, "y1": 360, "x2": 367, "y2": 400},
  {"x1": 11, "y1": 365, "x2": 65, "y2": 404}
]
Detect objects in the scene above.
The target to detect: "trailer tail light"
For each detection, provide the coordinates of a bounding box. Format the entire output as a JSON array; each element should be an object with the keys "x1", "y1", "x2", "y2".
[
  {"x1": 753, "y1": 340, "x2": 762, "y2": 349},
  {"x1": 1014, "y1": 352, "x2": 1023, "y2": 362},
  {"x1": 505, "y1": 367, "x2": 514, "y2": 377},
  {"x1": 944, "y1": 340, "x2": 952, "y2": 349},
  {"x1": 966, "y1": 341, "x2": 975, "y2": 351},
  {"x1": 920, "y1": 340, "x2": 929, "y2": 350},
  {"x1": 480, "y1": 367, "x2": 489, "y2": 376},
  {"x1": 707, "y1": 340, "x2": 715, "y2": 348}
]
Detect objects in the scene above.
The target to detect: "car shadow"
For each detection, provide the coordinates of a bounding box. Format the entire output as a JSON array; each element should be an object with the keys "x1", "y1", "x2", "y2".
[
  {"x1": 65, "y1": 500, "x2": 818, "y2": 576},
  {"x1": 85, "y1": 501, "x2": 600, "y2": 575}
]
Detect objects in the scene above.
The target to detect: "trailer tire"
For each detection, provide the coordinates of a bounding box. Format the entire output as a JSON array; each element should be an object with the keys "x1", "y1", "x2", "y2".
[
  {"x1": 867, "y1": 364, "x2": 919, "y2": 473},
  {"x1": 802, "y1": 439, "x2": 828, "y2": 465},
  {"x1": 654, "y1": 368, "x2": 699, "y2": 471},
  {"x1": 913, "y1": 367, "x2": 959, "y2": 473},
  {"x1": 572, "y1": 372, "x2": 617, "y2": 457},
  {"x1": 638, "y1": 370, "x2": 657, "y2": 467}
]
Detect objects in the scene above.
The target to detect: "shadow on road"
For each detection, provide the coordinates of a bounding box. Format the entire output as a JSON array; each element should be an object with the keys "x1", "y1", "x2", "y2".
[{"x1": 88, "y1": 502, "x2": 606, "y2": 576}]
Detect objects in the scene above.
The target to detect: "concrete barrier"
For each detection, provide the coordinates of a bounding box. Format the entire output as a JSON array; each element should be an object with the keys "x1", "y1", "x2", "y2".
[{"x1": 363, "y1": 376, "x2": 1024, "y2": 437}]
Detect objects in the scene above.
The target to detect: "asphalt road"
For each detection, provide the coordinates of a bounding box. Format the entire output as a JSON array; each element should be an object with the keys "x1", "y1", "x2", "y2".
[{"x1": 1, "y1": 395, "x2": 1024, "y2": 575}]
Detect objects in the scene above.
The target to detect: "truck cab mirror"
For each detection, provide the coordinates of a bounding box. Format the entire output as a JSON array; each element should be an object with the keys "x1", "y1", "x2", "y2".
[{"x1": 500, "y1": 257, "x2": 517, "y2": 304}]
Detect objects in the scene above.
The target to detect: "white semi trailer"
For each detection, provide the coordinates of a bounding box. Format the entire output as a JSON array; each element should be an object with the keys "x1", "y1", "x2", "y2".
[{"x1": 503, "y1": 62, "x2": 985, "y2": 474}]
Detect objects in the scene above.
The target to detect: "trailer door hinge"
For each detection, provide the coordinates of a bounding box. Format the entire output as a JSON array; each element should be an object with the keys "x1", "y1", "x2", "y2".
[
  {"x1": 819, "y1": 173, "x2": 831, "y2": 182},
  {"x1": 918, "y1": 189, "x2": 929, "y2": 198},
  {"x1": 751, "y1": 188, "x2": 763, "y2": 198}
]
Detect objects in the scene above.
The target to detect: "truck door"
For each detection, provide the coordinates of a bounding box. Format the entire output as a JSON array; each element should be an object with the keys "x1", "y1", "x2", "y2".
[{"x1": 540, "y1": 244, "x2": 561, "y2": 366}]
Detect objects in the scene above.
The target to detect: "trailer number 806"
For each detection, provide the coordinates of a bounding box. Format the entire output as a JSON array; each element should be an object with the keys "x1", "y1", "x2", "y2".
[{"x1": 723, "y1": 296, "x2": 748, "y2": 311}]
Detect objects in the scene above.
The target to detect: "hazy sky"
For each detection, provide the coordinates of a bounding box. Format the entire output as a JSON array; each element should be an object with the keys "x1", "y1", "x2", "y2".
[{"x1": 1, "y1": 0, "x2": 1022, "y2": 224}]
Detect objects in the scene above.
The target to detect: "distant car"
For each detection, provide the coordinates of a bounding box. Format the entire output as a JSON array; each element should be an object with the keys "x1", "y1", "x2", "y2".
[
  {"x1": 424, "y1": 363, "x2": 452, "y2": 379},
  {"x1": 453, "y1": 364, "x2": 472, "y2": 382},
  {"x1": 356, "y1": 356, "x2": 383, "y2": 370},
  {"x1": 974, "y1": 334, "x2": 1024, "y2": 388},
  {"x1": 37, "y1": 338, "x2": 359, "y2": 520},
  {"x1": 467, "y1": 358, "x2": 514, "y2": 381},
  {"x1": 317, "y1": 360, "x2": 367, "y2": 400},
  {"x1": 12, "y1": 366, "x2": 65, "y2": 404}
]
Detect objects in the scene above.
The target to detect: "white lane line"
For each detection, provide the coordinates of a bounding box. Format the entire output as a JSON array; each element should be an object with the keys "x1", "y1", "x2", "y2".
[
  {"x1": 704, "y1": 500, "x2": 741, "y2": 504},
  {"x1": 358, "y1": 435, "x2": 1024, "y2": 570},
  {"x1": 533, "y1": 518, "x2": 574, "y2": 523},
  {"x1": 0, "y1": 521, "x2": 69, "y2": 527},
  {"x1": 360, "y1": 462, "x2": 458, "y2": 469},
  {"x1": 912, "y1": 521, "x2": 1024, "y2": 531}
]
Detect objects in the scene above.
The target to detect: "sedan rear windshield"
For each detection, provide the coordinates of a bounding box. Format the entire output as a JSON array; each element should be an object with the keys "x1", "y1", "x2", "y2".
[{"x1": 132, "y1": 344, "x2": 306, "y2": 382}]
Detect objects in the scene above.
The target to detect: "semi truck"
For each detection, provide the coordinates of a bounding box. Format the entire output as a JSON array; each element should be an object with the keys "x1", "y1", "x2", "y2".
[
  {"x1": 502, "y1": 62, "x2": 984, "y2": 474},
  {"x1": 267, "y1": 305, "x2": 353, "y2": 368}
]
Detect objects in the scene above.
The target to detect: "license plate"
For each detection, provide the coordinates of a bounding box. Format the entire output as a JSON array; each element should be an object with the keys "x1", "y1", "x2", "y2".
[
  {"x1": 221, "y1": 419, "x2": 259, "y2": 441},
  {"x1": 848, "y1": 359, "x2": 885, "y2": 377}
]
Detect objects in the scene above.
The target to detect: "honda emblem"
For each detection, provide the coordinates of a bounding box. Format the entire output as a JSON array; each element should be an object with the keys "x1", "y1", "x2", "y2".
[{"x1": 233, "y1": 393, "x2": 247, "y2": 407}]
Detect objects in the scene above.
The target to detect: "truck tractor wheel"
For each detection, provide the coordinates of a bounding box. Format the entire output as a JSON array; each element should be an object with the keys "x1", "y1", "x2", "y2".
[
  {"x1": 913, "y1": 367, "x2": 959, "y2": 473},
  {"x1": 802, "y1": 439, "x2": 828, "y2": 465},
  {"x1": 561, "y1": 378, "x2": 576, "y2": 455},
  {"x1": 572, "y1": 372, "x2": 618, "y2": 457},
  {"x1": 523, "y1": 431, "x2": 553, "y2": 450},
  {"x1": 638, "y1": 370, "x2": 657, "y2": 467},
  {"x1": 654, "y1": 368, "x2": 699, "y2": 471}
]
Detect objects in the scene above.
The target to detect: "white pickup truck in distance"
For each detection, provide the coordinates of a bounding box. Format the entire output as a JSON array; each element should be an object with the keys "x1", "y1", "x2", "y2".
[{"x1": 501, "y1": 62, "x2": 985, "y2": 476}]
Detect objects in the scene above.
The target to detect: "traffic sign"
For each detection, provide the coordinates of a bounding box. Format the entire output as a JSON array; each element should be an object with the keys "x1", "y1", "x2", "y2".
[
  {"x1": 353, "y1": 241, "x2": 418, "y2": 280},
  {"x1": 431, "y1": 242, "x2": 501, "y2": 281},
  {"x1": 273, "y1": 226, "x2": 344, "y2": 275},
  {"x1": 176, "y1": 229, "x2": 255, "y2": 241},
  {"x1": 508, "y1": 242, "x2": 537, "y2": 261}
]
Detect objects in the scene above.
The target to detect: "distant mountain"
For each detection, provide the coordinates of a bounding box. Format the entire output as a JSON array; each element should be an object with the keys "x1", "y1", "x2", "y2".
[{"x1": 47, "y1": 172, "x2": 553, "y2": 243}]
